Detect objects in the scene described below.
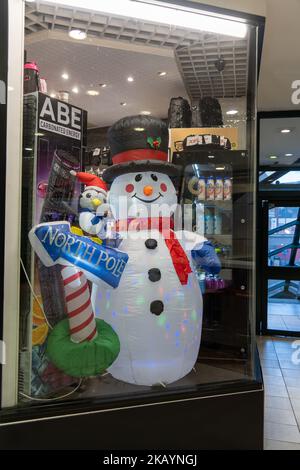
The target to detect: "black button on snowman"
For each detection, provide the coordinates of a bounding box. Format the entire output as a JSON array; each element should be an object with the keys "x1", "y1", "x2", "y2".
[{"x1": 91, "y1": 115, "x2": 220, "y2": 387}]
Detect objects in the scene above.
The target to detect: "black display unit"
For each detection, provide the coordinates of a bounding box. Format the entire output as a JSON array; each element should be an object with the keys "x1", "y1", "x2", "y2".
[{"x1": 174, "y1": 150, "x2": 254, "y2": 354}]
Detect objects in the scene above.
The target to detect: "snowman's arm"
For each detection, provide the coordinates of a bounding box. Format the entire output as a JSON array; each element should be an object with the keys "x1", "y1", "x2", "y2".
[
  {"x1": 176, "y1": 230, "x2": 221, "y2": 275},
  {"x1": 191, "y1": 241, "x2": 221, "y2": 275}
]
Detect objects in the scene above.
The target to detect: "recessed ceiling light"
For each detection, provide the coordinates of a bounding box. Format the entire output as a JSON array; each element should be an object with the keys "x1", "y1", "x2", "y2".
[
  {"x1": 72, "y1": 86, "x2": 79, "y2": 94},
  {"x1": 127, "y1": 76, "x2": 134, "y2": 82},
  {"x1": 269, "y1": 155, "x2": 278, "y2": 159},
  {"x1": 158, "y1": 71, "x2": 167, "y2": 76},
  {"x1": 134, "y1": 127, "x2": 145, "y2": 132},
  {"x1": 140, "y1": 110, "x2": 151, "y2": 115},
  {"x1": 226, "y1": 109, "x2": 238, "y2": 115},
  {"x1": 281, "y1": 129, "x2": 291, "y2": 133},
  {"x1": 120, "y1": 102, "x2": 127, "y2": 106},
  {"x1": 285, "y1": 153, "x2": 293, "y2": 157},
  {"x1": 62, "y1": 73, "x2": 69, "y2": 80},
  {"x1": 208, "y1": 155, "x2": 215, "y2": 159},
  {"x1": 216, "y1": 166, "x2": 225, "y2": 170},
  {"x1": 50, "y1": 93, "x2": 56, "y2": 98},
  {"x1": 99, "y1": 83, "x2": 107, "y2": 88},
  {"x1": 87, "y1": 90, "x2": 99, "y2": 96},
  {"x1": 68, "y1": 29, "x2": 87, "y2": 40}
]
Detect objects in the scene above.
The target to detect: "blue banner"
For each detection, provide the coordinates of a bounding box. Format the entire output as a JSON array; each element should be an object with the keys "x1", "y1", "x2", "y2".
[{"x1": 29, "y1": 222, "x2": 128, "y2": 288}]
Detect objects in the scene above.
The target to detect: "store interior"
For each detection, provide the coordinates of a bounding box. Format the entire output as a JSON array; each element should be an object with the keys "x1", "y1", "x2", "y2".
[{"x1": 16, "y1": 0, "x2": 257, "y2": 405}]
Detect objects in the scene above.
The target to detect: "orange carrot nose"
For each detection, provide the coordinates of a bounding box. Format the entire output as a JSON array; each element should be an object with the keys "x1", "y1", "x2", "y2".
[{"x1": 143, "y1": 185, "x2": 153, "y2": 196}]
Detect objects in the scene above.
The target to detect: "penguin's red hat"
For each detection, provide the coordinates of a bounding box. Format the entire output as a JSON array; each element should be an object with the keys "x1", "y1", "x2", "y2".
[{"x1": 71, "y1": 171, "x2": 108, "y2": 195}]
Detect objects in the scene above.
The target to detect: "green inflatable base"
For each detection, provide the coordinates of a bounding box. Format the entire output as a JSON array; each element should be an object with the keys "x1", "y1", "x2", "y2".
[{"x1": 47, "y1": 318, "x2": 120, "y2": 378}]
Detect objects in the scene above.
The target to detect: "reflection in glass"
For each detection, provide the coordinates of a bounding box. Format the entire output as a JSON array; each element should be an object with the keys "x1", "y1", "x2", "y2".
[
  {"x1": 268, "y1": 206, "x2": 300, "y2": 267},
  {"x1": 267, "y1": 279, "x2": 300, "y2": 332}
]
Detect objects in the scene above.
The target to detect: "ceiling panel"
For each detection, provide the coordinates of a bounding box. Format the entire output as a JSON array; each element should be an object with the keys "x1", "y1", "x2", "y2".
[
  {"x1": 25, "y1": 39, "x2": 187, "y2": 127},
  {"x1": 25, "y1": 1, "x2": 249, "y2": 103}
]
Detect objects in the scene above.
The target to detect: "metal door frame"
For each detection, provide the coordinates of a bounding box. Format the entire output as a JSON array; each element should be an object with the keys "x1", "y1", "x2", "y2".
[{"x1": 258, "y1": 196, "x2": 300, "y2": 336}]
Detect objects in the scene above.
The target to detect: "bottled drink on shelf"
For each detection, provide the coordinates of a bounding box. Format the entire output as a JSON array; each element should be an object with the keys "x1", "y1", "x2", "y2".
[
  {"x1": 223, "y1": 177, "x2": 232, "y2": 200},
  {"x1": 215, "y1": 176, "x2": 224, "y2": 200},
  {"x1": 197, "y1": 177, "x2": 206, "y2": 200},
  {"x1": 214, "y1": 207, "x2": 222, "y2": 234},
  {"x1": 206, "y1": 176, "x2": 215, "y2": 200},
  {"x1": 204, "y1": 207, "x2": 214, "y2": 234}
]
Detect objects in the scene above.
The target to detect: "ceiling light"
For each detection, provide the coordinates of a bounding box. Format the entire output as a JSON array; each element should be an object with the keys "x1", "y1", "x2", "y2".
[
  {"x1": 216, "y1": 166, "x2": 225, "y2": 170},
  {"x1": 62, "y1": 73, "x2": 69, "y2": 80},
  {"x1": 285, "y1": 153, "x2": 293, "y2": 156},
  {"x1": 50, "y1": 93, "x2": 56, "y2": 98},
  {"x1": 281, "y1": 129, "x2": 291, "y2": 133},
  {"x1": 134, "y1": 127, "x2": 145, "y2": 132},
  {"x1": 44, "y1": 1, "x2": 247, "y2": 38},
  {"x1": 87, "y1": 90, "x2": 99, "y2": 96},
  {"x1": 72, "y1": 86, "x2": 79, "y2": 94},
  {"x1": 269, "y1": 155, "x2": 278, "y2": 159},
  {"x1": 140, "y1": 110, "x2": 151, "y2": 115},
  {"x1": 120, "y1": 102, "x2": 127, "y2": 106},
  {"x1": 158, "y1": 71, "x2": 167, "y2": 77},
  {"x1": 127, "y1": 76, "x2": 134, "y2": 82},
  {"x1": 226, "y1": 109, "x2": 238, "y2": 115},
  {"x1": 99, "y1": 83, "x2": 107, "y2": 88},
  {"x1": 208, "y1": 155, "x2": 215, "y2": 159},
  {"x1": 69, "y1": 29, "x2": 87, "y2": 40}
]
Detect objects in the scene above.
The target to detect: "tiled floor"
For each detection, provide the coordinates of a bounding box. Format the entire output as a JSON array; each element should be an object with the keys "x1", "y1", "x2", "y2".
[
  {"x1": 257, "y1": 335, "x2": 300, "y2": 450},
  {"x1": 268, "y1": 302, "x2": 300, "y2": 332}
]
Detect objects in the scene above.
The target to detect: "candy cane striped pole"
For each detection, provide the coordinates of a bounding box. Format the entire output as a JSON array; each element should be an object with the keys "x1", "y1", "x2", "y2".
[{"x1": 61, "y1": 266, "x2": 98, "y2": 343}]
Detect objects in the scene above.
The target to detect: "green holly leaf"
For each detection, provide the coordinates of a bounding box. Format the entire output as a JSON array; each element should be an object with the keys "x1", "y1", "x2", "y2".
[
  {"x1": 147, "y1": 136, "x2": 161, "y2": 149},
  {"x1": 147, "y1": 137, "x2": 154, "y2": 147}
]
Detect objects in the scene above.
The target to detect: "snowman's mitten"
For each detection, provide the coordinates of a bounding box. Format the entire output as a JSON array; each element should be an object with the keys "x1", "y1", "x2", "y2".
[{"x1": 191, "y1": 241, "x2": 221, "y2": 275}]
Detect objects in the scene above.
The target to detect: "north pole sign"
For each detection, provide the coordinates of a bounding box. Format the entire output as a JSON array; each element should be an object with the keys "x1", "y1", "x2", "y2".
[{"x1": 29, "y1": 222, "x2": 128, "y2": 288}]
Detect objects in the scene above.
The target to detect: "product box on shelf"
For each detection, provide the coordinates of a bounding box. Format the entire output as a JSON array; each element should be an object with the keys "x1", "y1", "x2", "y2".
[
  {"x1": 20, "y1": 92, "x2": 87, "y2": 398},
  {"x1": 169, "y1": 127, "x2": 239, "y2": 158}
]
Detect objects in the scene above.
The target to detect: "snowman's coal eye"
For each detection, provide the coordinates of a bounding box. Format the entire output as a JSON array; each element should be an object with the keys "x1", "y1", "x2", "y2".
[
  {"x1": 151, "y1": 174, "x2": 158, "y2": 181},
  {"x1": 135, "y1": 174, "x2": 143, "y2": 182}
]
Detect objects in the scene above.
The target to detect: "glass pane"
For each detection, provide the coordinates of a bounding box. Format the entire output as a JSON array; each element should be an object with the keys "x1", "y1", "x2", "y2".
[
  {"x1": 15, "y1": 0, "x2": 257, "y2": 409},
  {"x1": 268, "y1": 279, "x2": 300, "y2": 332},
  {"x1": 268, "y1": 206, "x2": 300, "y2": 267},
  {"x1": 260, "y1": 117, "x2": 300, "y2": 168},
  {"x1": 259, "y1": 170, "x2": 300, "y2": 190}
]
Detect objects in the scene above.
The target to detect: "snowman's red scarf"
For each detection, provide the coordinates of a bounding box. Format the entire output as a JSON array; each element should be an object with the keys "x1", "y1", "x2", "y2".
[{"x1": 115, "y1": 217, "x2": 192, "y2": 285}]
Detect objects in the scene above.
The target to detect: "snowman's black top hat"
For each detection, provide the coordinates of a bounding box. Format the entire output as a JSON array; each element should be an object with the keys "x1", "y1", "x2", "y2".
[{"x1": 103, "y1": 115, "x2": 181, "y2": 183}]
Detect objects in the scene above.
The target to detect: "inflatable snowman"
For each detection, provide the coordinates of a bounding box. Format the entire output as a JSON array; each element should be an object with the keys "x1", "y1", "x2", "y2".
[{"x1": 92, "y1": 115, "x2": 220, "y2": 386}]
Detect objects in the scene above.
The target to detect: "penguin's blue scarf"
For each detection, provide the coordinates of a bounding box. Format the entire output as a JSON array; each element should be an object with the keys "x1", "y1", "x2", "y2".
[{"x1": 79, "y1": 208, "x2": 103, "y2": 225}]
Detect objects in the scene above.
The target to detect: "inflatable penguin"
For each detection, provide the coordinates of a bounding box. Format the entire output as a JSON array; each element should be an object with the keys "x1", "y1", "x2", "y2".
[
  {"x1": 70, "y1": 170, "x2": 109, "y2": 236},
  {"x1": 92, "y1": 115, "x2": 220, "y2": 386}
]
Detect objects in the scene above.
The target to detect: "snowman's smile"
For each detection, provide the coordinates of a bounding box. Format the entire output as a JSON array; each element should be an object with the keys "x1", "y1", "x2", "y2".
[{"x1": 132, "y1": 193, "x2": 163, "y2": 203}]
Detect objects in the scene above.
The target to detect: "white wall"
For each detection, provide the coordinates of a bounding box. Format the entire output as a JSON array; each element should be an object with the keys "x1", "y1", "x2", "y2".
[{"x1": 190, "y1": 0, "x2": 266, "y2": 17}]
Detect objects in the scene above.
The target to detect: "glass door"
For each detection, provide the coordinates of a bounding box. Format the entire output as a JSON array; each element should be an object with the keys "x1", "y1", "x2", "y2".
[{"x1": 261, "y1": 200, "x2": 300, "y2": 335}]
